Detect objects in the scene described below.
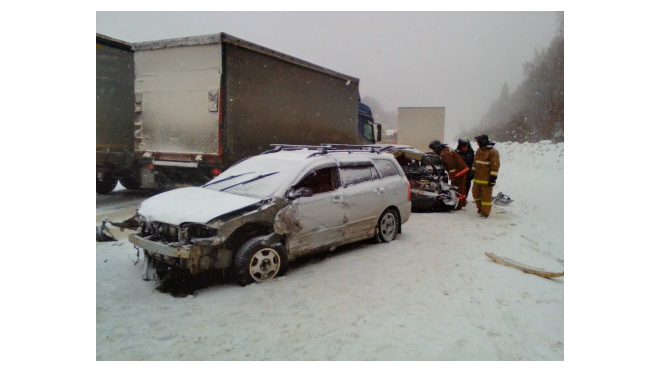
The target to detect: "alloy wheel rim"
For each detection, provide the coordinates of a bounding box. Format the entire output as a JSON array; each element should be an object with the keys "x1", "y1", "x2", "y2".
[
  {"x1": 249, "y1": 248, "x2": 280, "y2": 282},
  {"x1": 381, "y1": 213, "x2": 397, "y2": 241}
]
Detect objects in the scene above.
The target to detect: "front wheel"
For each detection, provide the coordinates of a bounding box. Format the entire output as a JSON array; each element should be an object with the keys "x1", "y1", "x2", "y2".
[
  {"x1": 234, "y1": 235, "x2": 288, "y2": 286},
  {"x1": 376, "y1": 208, "x2": 399, "y2": 243}
]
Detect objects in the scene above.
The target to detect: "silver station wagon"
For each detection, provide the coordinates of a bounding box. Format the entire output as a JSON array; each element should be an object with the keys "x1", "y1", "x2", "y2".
[{"x1": 129, "y1": 144, "x2": 412, "y2": 285}]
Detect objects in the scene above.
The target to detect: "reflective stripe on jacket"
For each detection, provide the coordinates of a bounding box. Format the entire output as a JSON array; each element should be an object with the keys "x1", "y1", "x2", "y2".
[
  {"x1": 472, "y1": 146, "x2": 500, "y2": 183},
  {"x1": 439, "y1": 147, "x2": 468, "y2": 181},
  {"x1": 456, "y1": 147, "x2": 475, "y2": 180}
]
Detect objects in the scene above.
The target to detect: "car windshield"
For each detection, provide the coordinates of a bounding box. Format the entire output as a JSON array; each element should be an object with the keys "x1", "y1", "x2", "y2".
[{"x1": 203, "y1": 157, "x2": 302, "y2": 198}]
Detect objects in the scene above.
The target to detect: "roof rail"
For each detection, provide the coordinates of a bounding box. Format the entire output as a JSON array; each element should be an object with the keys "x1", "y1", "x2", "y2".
[
  {"x1": 263, "y1": 144, "x2": 332, "y2": 154},
  {"x1": 320, "y1": 143, "x2": 392, "y2": 153},
  {"x1": 263, "y1": 143, "x2": 393, "y2": 158}
]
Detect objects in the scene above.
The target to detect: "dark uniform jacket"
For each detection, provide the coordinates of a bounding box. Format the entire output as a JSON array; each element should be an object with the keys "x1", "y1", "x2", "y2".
[{"x1": 456, "y1": 146, "x2": 475, "y2": 180}]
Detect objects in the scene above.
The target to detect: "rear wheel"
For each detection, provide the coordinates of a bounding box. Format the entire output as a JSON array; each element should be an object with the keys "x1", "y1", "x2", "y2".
[
  {"x1": 234, "y1": 235, "x2": 288, "y2": 286},
  {"x1": 376, "y1": 208, "x2": 399, "y2": 243},
  {"x1": 120, "y1": 175, "x2": 142, "y2": 190},
  {"x1": 96, "y1": 177, "x2": 118, "y2": 194}
]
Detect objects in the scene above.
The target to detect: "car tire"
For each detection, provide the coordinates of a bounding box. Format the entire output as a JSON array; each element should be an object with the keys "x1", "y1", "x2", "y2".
[
  {"x1": 375, "y1": 208, "x2": 399, "y2": 243},
  {"x1": 96, "y1": 177, "x2": 118, "y2": 194},
  {"x1": 234, "y1": 235, "x2": 289, "y2": 286}
]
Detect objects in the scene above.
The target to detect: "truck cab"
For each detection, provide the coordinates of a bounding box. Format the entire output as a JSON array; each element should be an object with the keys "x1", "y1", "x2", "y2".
[{"x1": 358, "y1": 102, "x2": 382, "y2": 144}]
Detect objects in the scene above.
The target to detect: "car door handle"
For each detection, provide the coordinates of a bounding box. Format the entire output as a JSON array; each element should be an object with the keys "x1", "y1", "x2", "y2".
[{"x1": 331, "y1": 196, "x2": 344, "y2": 203}]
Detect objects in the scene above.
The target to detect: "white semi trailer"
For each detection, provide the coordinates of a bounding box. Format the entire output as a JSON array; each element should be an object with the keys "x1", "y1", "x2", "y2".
[{"x1": 397, "y1": 107, "x2": 445, "y2": 151}]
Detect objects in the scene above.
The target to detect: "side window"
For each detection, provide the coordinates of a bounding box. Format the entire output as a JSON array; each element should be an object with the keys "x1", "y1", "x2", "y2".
[
  {"x1": 340, "y1": 166, "x2": 377, "y2": 187},
  {"x1": 374, "y1": 159, "x2": 401, "y2": 178},
  {"x1": 296, "y1": 167, "x2": 338, "y2": 194}
]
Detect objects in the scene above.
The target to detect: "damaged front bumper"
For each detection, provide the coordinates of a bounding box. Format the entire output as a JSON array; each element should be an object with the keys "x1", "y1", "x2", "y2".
[
  {"x1": 128, "y1": 233, "x2": 192, "y2": 259},
  {"x1": 129, "y1": 233, "x2": 232, "y2": 280},
  {"x1": 129, "y1": 233, "x2": 192, "y2": 280}
]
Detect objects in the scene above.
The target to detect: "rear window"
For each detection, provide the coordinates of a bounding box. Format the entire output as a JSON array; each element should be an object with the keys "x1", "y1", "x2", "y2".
[
  {"x1": 373, "y1": 159, "x2": 401, "y2": 178},
  {"x1": 340, "y1": 166, "x2": 378, "y2": 187}
]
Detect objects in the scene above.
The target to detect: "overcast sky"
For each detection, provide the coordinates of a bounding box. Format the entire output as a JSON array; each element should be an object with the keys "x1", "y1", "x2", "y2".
[{"x1": 96, "y1": 11, "x2": 561, "y2": 140}]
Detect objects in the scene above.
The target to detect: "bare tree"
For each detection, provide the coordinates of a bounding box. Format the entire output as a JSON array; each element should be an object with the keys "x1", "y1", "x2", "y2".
[{"x1": 477, "y1": 12, "x2": 564, "y2": 143}]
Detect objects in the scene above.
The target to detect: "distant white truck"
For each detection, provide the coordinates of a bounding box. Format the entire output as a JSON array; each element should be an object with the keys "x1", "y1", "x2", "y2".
[
  {"x1": 384, "y1": 129, "x2": 398, "y2": 144},
  {"x1": 397, "y1": 107, "x2": 445, "y2": 151}
]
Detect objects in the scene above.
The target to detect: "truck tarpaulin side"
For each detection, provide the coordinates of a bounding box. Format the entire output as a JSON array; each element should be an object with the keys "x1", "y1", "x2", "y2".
[
  {"x1": 96, "y1": 33, "x2": 138, "y2": 194},
  {"x1": 131, "y1": 33, "x2": 376, "y2": 190}
]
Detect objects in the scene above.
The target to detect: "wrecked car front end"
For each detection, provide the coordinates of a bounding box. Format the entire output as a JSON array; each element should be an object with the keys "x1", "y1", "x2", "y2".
[
  {"x1": 129, "y1": 188, "x2": 288, "y2": 280},
  {"x1": 129, "y1": 218, "x2": 222, "y2": 278},
  {"x1": 407, "y1": 175, "x2": 458, "y2": 212},
  {"x1": 386, "y1": 146, "x2": 459, "y2": 212}
]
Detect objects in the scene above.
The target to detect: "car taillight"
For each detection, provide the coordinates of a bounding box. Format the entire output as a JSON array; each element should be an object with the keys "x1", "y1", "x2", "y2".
[
  {"x1": 146, "y1": 163, "x2": 154, "y2": 170},
  {"x1": 211, "y1": 168, "x2": 222, "y2": 176},
  {"x1": 407, "y1": 181, "x2": 411, "y2": 201}
]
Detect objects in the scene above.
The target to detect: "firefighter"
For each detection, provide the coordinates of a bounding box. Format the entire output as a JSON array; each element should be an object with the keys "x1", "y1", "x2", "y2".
[
  {"x1": 472, "y1": 134, "x2": 500, "y2": 219},
  {"x1": 429, "y1": 140, "x2": 469, "y2": 210},
  {"x1": 456, "y1": 138, "x2": 475, "y2": 198}
]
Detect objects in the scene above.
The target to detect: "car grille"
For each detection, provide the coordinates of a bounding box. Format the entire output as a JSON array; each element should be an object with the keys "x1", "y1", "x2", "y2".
[
  {"x1": 147, "y1": 222, "x2": 180, "y2": 243},
  {"x1": 142, "y1": 221, "x2": 216, "y2": 244}
]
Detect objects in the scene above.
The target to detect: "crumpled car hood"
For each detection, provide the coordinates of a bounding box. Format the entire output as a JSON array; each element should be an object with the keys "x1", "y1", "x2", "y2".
[{"x1": 138, "y1": 187, "x2": 263, "y2": 225}]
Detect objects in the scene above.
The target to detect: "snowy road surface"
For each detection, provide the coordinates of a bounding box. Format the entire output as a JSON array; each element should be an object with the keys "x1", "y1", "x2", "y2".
[{"x1": 96, "y1": 141, "x2": 564, "y2": 361}]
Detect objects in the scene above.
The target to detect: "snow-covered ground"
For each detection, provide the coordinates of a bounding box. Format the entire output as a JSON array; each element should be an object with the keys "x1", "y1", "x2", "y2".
[{"x1": 96, "y1": 141, "x2": 563, "y2": 361}]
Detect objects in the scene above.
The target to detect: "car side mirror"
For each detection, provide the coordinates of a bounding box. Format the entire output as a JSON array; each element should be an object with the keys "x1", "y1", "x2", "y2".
[{"x1": 288, "y1": 187, "x2": 314, "y2": 199}]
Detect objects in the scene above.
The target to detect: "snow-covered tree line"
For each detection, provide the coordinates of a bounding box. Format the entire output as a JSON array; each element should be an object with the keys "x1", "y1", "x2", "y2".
[{"x1": 470, "y1": 12, "x2": 564, "y2": 143}]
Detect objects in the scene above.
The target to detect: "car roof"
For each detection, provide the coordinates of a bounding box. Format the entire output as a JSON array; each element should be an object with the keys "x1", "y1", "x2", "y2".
[
  {"x1": 261, "y1": 149, "x2": 395, "y2": 167},
  {"x1": 259, "y1": 145, "x2": 397, "y2": 165},
  {"x1": 206, "y1": 145, "x2": 402, "y2": 198}
]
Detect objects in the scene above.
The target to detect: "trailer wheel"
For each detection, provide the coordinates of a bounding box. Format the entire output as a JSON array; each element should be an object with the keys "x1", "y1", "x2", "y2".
[
  {"x1": 96, "y1": 177, "x2": 118, "y2": 194},
  {"x1": 120, "y1": 176, "x2": 142, "y2": 190},
  {"x1": 234, "y1": 235, "x2": 288, "y2": 286},
  {"x1": 375, "y1": 208, "x2": 399, "y2": 243}
]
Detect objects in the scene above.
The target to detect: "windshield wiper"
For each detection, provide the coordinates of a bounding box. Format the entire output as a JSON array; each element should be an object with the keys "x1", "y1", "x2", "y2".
[
  {"x1": 218, "y1": 171, "x2": 279, "y2": 192},
  {"x1": 202, "y1": 172, "x2": 255, "y2": 188}
]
